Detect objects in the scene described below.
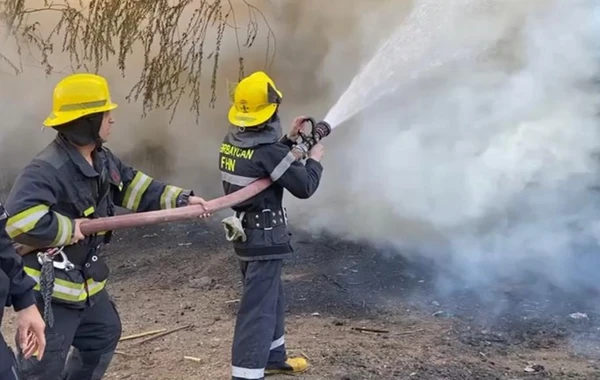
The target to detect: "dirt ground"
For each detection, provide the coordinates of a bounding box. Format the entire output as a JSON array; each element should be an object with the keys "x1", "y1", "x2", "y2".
[{"x1": 3, "y1": 220, "x2": 600, "y2": 380}]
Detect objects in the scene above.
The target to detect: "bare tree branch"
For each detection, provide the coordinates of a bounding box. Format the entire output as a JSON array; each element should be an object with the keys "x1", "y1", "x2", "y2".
[{"x1": 0, "y1": 0, "x2": 276, "y2": 121}]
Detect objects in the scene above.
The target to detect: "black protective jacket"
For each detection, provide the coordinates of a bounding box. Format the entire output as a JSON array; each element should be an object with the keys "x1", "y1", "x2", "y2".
[
  {"x1": 0, "y1": 202, "x2": 36, "y2": 372},
  {"x1": 4, "y1": 134, "x2": 193, "y2": 308},
  {"x1": 219, "y1": 117, "x2": 323, "y2": 260}
]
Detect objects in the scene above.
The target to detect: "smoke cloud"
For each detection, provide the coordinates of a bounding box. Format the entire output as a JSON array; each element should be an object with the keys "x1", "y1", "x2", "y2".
[
  {"x1": 0, "y1": 0, "x2": 402, "y2": 192},
  {"x1": 297, "y1": 0, "x2": 600, "y2": 294},
  {"x1": 1, "y1": 0, "x2": 600, "y2": 296}
]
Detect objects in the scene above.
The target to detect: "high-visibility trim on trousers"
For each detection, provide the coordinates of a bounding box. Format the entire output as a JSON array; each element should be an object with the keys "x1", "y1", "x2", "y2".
[
  {"x1": 121, "y1": 171, "x2": 153, "y2": 211},
  {"x1": 160, "y1": 185, "x2": 183, "y2": 209},
  {"x1": 24, "y1": 267, "x2": 106, "y2": 303},
  {"x1": 5, "y1": 204, "x2": 49, "y2": 239},
  {"x1": 270, "y1": 335, "x2": 284, "y2": 350},
  {"x1": 232, "y1": 366, "x2": 264, "y2": 380}
]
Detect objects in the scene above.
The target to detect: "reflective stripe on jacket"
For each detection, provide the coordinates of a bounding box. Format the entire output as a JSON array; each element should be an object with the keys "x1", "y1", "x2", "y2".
[
  {"x1": 24, "y1": 267, "x2": 105, "y2": 303},
  {"x1": 219, "y1": 129, "x2": 323, "y2": 260},
  {"x1": 5, "y1": 134, "x2": 193, "y2": 306}
]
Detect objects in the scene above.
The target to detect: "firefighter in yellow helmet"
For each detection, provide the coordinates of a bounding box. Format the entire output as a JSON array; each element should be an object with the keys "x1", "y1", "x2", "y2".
[
  {"x1": 4, "y1": 73, "x2": 210, "y2": 380},
  {"x1": 219, "y1": 71, "x2": 325, "y2": 379}
]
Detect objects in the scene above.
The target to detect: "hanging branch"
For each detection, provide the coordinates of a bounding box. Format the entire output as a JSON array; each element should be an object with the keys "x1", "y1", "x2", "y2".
[{"x1": 0, "y1": 0, "x2": 276, "y2": 121}]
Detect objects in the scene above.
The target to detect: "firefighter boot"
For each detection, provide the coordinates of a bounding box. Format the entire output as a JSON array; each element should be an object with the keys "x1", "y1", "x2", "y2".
[
  {"x1": 265, "y1": 357, "x2": 309, "y2": 376},
  {"x1": 64, "y1": 349, "x2": 115, "y2": 380}
]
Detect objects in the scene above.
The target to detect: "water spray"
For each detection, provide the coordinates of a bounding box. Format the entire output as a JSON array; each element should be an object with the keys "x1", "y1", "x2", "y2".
[
  {"x1": 16, "y1": 0, "x2": 488, "y2": 251},
  {"x1": 13, "y1": 0, "x2": 509, "y2": 255}
]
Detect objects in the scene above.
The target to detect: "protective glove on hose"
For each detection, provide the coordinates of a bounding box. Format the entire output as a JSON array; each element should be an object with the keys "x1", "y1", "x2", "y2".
[{"x1": 221, "y1": 212, "x2": 247, "y2": 242}]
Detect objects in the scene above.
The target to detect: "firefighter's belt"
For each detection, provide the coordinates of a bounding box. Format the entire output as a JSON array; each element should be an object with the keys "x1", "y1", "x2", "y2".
[{"x1": 240, "y1": 208, "x2": 287, "y2": 230}]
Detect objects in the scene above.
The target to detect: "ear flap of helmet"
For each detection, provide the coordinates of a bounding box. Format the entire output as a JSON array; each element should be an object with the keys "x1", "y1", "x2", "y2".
[{"x1": 267, "y1": 83, "x2": 282, "y2": 105}]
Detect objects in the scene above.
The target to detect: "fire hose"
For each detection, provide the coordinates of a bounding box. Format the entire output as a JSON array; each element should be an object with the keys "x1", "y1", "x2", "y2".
[
  {"x1": 79, "y1": 118, "x2": 331, "y2": 234},
  {"x1": 15, "y1": 118, "x2": 332, "y2": 255},
  {"x1": 18, "y1": 118, "x2": 331, "y2": 326}
]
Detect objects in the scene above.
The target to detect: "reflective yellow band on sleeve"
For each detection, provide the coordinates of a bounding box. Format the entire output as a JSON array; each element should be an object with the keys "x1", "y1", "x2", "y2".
[
  {"x1": 51, "y1": 212, "x2": 73, "y2": 246},
  {"x1": 86, "y1": 277, "x2": 106, "y2": 297},
  {"x1": 83, "y1": 206, "x2": 95, "y2": 217},
  {"x1": 5, "y1": 205, "x2": 50, "y2": 239},
  {"x1": 121, "y1": 171, "x2": 153, "y2": 211},
  {"x1": 25, "y1": 267, "x2": 107, "y2": 303},
  {"x1": 160, "y1": 185, "x2": 184, "y2": 209}
]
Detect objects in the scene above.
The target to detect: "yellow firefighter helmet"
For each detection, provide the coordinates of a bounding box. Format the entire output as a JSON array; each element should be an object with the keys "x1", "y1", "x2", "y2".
[
  {"x1": 43, "y1": 73, "x2": 118, "y2": 127},
  {"x1": 228, "y1": 71, "x2": 283, "y2": 128}
]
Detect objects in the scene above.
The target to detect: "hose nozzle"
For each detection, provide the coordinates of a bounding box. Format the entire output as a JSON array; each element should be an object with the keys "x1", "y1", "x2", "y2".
[
  {"x1": 292, "y1": 118, "x2": 331, "y2": 159},
  {"x1": 313, "y1": 120, "x2": 332, "y2": 141}
]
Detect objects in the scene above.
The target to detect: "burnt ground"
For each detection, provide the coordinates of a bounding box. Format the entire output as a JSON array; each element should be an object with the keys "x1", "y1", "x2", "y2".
[{"x1": 3, "y1": 219, "x2": 600, "y2": 380}]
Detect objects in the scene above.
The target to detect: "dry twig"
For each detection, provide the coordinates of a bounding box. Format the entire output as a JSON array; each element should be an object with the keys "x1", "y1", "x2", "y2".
[
  {"x1": 119, "y1": 328, "x2": 167, "y2": 342},
  {"x1": 114, "y1": 350, "x2": 135, "y2": 358},
  {"x1": 184, "y1": 356, "x2": 202, "y2": 363},
  {"x1": 135, "y1": 324, "x2": 193, "y2": 345},
  {"x1": 351, "y1": 327, "x2": 390, "y2": 334},
  {"x1": 0, "y1": 0, "x2": 276, "y2": 121}
]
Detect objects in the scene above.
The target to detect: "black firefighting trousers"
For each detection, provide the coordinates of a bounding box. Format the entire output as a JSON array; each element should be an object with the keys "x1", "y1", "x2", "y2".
[
  {"x1": 0, "y1": 348, "x2": 19, "y2": 380},
  {"x1": 16, "y1": 289, "x2": 121, "y2": 380},
  {"x1": 232, "y1": 259, "x2": 287, "y2": 380},
  {"x1": 1, "y1": 267, "x2": 21, "y2": 379}
]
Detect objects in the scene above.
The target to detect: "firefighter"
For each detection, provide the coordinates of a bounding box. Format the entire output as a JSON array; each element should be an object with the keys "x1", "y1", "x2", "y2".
[
  {"x1": 219, "y1": 71, "x2": 325, "y2": 380},
  {"x1": 0, "y1": 201, "x2": 46, "y2": 379},
  {"x1": 4, "y1": 72, "x2": 210, "y2": 380}
]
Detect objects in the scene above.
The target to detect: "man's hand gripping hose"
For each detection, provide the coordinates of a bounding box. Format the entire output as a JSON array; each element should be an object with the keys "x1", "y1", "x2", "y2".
[{"x1": 290, "y1": 118, "x2": 332, "y2": 160}]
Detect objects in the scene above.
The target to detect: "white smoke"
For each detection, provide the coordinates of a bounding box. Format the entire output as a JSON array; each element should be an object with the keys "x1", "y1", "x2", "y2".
[
  {"x1": 2, "y1": 0, "x2": 600, "y2": 294},
  {"x1": 295, "y1": 0, "x2": 600, "y2": 291}
]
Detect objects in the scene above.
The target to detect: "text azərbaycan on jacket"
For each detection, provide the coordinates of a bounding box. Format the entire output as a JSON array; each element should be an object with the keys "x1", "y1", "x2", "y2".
[
  {"x1": 4, "y1": 134, "x2": 193, "y2": 308},
  {"x1": 219, "y1": 119, "x2": 323, "y2": 261}
]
